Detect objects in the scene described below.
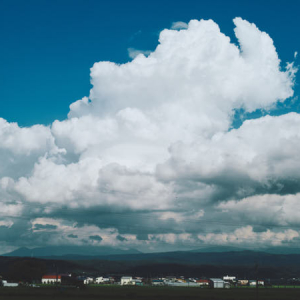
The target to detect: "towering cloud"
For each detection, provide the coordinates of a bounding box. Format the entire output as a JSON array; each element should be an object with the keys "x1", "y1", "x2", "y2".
[{"x1": 0, "y1": 18, "x2": 298, "y2": 252}]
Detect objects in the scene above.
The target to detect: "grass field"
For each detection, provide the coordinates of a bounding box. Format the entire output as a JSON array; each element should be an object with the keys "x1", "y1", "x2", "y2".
[{"x1": 1, "y1": 286, "x2": 300, "y2": 300}]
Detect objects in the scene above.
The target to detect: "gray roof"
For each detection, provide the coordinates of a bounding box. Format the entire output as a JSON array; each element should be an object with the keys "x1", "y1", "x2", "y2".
[{"x1": 210, "y1": 278, "x2": 224, "y2": 282}]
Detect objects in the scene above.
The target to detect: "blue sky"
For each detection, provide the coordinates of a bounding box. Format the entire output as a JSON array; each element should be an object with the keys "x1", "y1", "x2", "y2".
[{"x1": 0, "y1": 0, "x2": 299, "y2": 126}]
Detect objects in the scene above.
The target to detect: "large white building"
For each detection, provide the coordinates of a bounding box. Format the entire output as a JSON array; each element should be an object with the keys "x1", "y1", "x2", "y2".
[
  {"x1": 121, "y1": 276, "x2": 133, "y2": 285},
  {"x1": 41, "y1": 275, "x2": 61, "y2": 284}
]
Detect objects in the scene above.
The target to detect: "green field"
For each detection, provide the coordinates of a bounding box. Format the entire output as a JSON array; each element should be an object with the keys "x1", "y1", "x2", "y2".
[{"x1": 1, "y1": 286, "x2": 300, "y2": 300}]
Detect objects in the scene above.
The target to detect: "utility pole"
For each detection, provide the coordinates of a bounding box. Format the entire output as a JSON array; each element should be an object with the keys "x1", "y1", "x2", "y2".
[
  {"x1": 255, "y1": 263, "x2": 259, "y2": 300},
  {"x1": 55, "y1": 264, "x2": 59, "y2": 289}
]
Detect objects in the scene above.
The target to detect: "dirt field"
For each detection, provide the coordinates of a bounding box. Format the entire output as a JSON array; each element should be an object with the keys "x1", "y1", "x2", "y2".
[{"x1": 0, "y1": 286, "x2": 300, "y2": 300}]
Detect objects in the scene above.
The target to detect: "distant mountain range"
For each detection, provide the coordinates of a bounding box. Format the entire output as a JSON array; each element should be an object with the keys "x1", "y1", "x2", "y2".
[
  {"x1": 2, "y1": 246, "x2": 141, "y2": 258},
  {"x1": 5, "y1": 244, "x2": 300, "y2": 259},
  {"x1": 4, "y1": 246, "x2": 300, "y2": 268},
  {"x1": 190, "y1": 245, "x2": 300, "y2": 255},
  {"x1": 4, "y1": 246, "x2": 300, "y2": 279}
]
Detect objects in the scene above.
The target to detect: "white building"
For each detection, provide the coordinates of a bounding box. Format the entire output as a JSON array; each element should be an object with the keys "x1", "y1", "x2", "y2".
[
  {"x1": 95, "y1": 277, "x2": 103, "y2": 284},
  {"x1": 152, "y1": 279, "x2": 164, "y2": 286},
  {"x1": 121, "y1": 276, "x2": 132, "y2": 285},
  {"x1": 238, "y1": 279, "x2": 248, "y2": 286},
  {"x1": 84, "y1": 277, "x2": 94, "y2": 284},
  {"x1": 41, "y1": 275, "x2": 61, "y2": 284},
  {"x1": 210, "y1": 278, "x2": 224, "y2": 288},
  {"x1": 223, "y1": 275, "x2": 236, "y2": 281},
  {"x1": 2, "y1": 280, "x2": 18, "y2": 287},
  {"x1": 249, "y1": 280, "x2": 264, "y2": 286},
  {"x1": 95, "y1": 277, "x2": 110, "y2": 284},
  {"x1": 131, "y1": 279, "x2": 142, "y2": 285}
]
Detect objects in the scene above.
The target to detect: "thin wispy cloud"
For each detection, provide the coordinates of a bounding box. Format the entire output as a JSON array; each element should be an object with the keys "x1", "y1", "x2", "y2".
[
  {"x1": 128, "y1": 48, "x2": 152, "y2": 59},
  {"x1": 171, "y1": 21, "x2": 188, "y2": 30}
]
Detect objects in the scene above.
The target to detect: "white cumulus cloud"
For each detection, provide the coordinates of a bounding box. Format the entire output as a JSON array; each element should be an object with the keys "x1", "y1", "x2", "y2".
[{"x1": 0, "y1": 17, "x2": 298, "y2": 251}]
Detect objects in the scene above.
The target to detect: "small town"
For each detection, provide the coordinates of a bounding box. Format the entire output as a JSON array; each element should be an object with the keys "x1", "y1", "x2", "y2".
[
  {"x1": 39, "y1": 274, "x2": 264, "y2": 288},
  {"x1": 0, "y1": 273, "x2": 293, "y2": 289},
  {"x1": 1, "y1": 270, "x2": 300, "y2": 300}
]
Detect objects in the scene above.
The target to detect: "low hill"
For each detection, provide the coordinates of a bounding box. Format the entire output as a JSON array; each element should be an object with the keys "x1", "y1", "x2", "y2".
[{"x1": 1, "y1": 255, "x2": 300, "y2": 281}]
